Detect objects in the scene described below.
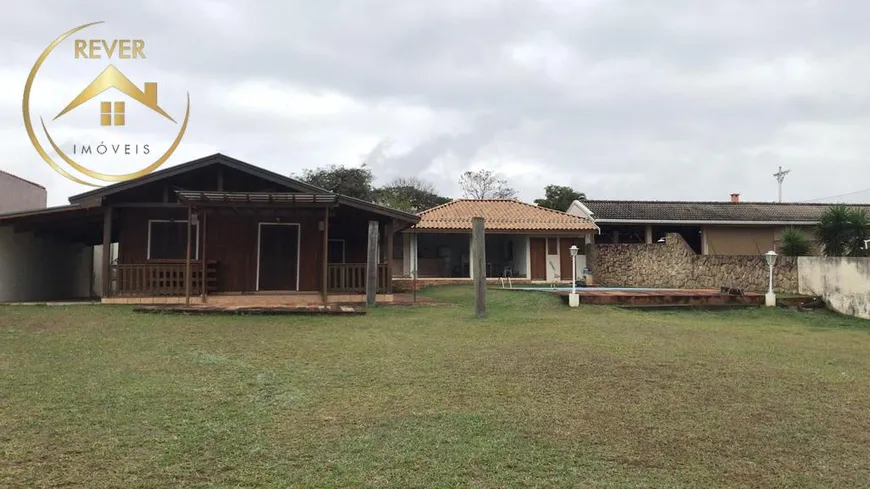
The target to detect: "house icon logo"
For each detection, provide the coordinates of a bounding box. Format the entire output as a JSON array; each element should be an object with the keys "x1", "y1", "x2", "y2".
[
  {"x1": 22, "y1": 21, "x2": 191, "y2": 187},
  {"x1": 54, "y1": 65, "x2": 175, "y2": 127}
]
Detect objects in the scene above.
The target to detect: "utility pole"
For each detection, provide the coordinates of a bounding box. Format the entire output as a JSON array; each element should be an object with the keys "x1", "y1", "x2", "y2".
[{"x1": 773, "y1": 166, "x2": 791, "y2": 203}]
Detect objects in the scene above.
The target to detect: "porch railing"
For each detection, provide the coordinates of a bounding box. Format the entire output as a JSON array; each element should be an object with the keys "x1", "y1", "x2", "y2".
[
  {"x1": 327, "y1": 263, "x2": 390, "y2": 293},
  {"x1": 110, "y1": 260, "x2": 218, "y2": 297}
]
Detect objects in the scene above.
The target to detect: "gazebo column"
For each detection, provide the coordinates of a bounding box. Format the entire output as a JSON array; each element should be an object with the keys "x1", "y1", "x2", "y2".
[
  {"x1": 321, "y1": 206, "x2": 329, "y2": 303},
  {"x1": 385, "y1": 220, "x2": 394, "y2": 293},
  {"x1": 201, "y1": 210, "x2": 208, "y2": 302},
  {"x1": 185, "y1": 203, "x2": 192, "y2": 306},
  {"x1": 101, "y1": 205, "x2": 113, "y2": 298}
]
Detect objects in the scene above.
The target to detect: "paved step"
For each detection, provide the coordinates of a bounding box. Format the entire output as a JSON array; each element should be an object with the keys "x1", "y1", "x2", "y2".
[{"x1": 618, "y1": 303, "x2": 758, "y2": 311}]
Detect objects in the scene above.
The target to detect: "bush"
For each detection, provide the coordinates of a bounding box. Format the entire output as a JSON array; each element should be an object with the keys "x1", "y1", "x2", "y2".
[{"x1": 779, "y1": 227, "x2": 812, "y2": 256}]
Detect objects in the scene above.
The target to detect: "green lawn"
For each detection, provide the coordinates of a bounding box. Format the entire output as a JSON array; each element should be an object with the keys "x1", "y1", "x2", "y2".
[{"x1": 1, "y1": 287, "x2": 869, "y2": 488}]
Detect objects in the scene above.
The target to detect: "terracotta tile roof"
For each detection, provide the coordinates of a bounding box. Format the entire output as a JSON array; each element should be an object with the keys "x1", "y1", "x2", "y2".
[
  {"x1": 581, "y1": 200, "x2": 870, "y2": 223},
  {"x1": 414, "y1": 199, "x2": 597, "y2": 232}
]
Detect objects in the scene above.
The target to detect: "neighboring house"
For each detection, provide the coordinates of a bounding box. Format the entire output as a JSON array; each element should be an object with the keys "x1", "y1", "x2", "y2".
[
  {"x1": 395, "y1": 199, "x2": 598, "y2": 282},
  {"x1": 0, "y1": 170, "x2": 47, "y2": 213},
  {"x1": 568, "y1": 194, "x2": 870, "y2": 256},
  {"x1": 0, "y1": 153, "x2": 419, "y2": 304}
]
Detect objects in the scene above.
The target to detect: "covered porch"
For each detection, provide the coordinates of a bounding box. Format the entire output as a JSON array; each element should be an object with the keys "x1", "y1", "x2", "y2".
[
  {"x1": 391, "y1": 198, "x2": 599, "y2": 284},
  {"x1": 395, "y1": 231, "x2": 530, "y2": 279},
  {"x1": 103, "y1": 190, "x2": 396, "y2": 305}
]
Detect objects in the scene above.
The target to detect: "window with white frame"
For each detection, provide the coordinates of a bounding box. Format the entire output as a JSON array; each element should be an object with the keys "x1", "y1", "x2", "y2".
[{"x1": 148, "y1": 220, "x2": 199, "y2": 260}]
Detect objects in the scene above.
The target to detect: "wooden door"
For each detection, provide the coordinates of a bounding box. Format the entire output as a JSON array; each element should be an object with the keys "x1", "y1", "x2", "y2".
[
  {"x1": 257, "y1": 223, "x2": 299, "y2": 290},
  {"x1": 560, "y1": 238, "x2": 584, "y2": 279},
  {"x1": 530, "y1": 238, "x2": 547, "y2": 280}
]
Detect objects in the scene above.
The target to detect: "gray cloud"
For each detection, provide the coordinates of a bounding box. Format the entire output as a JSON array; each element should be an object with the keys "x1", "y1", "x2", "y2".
[{"x1": 3, "y1": 0, "x2": 870, "y2": 206}]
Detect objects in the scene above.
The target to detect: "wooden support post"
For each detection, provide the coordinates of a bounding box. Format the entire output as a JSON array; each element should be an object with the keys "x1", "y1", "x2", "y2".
[
  {"x1": 411, "y1": 229, "x2": 417, "y2": 303},
  {"x1": 385, "y1": 220, "x2": 394, "y2": 294},
  {"x1": 472, "y1": 216, "x2": 486, "y2": 318},
  {"x1": 322, "y1": 206, "x2": 330, "y2": 303},
  {"x1": 185, "y1": 204, "x2": 192, "y2": 306},
  {"x1": 201, "y1": 210, "x2": 208, "y2": 301},
  {"x1": 101, "y1": 205, "x2": 113, "y2": 298},
  {"x1": 366, "y1": 220, "x2": 379, "y2": 306}
]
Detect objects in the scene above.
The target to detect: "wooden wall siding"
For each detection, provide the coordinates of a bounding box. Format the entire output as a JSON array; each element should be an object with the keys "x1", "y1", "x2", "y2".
[
  {"x1": 117, "y1": 207, "x2": 191, "y2": 264},
  {"x1": 529, "y1": 238, "x2": 547, "y2": 280},
  {"x1": 328, "y1": 209, "x2": 390, "y2": 264},
  {"x1": 116, "y1": 207, "x2": 325, "y2": 292}
]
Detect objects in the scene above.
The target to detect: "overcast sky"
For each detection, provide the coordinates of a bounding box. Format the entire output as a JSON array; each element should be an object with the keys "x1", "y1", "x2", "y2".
[{"x1": 4, "y1": 0, "x2": 870, "y2": 207}]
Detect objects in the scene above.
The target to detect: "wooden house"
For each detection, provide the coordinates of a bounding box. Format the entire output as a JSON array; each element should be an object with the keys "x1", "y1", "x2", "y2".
[{"x1": 0, "y1": 154, "x2": 419, "y2": 305}]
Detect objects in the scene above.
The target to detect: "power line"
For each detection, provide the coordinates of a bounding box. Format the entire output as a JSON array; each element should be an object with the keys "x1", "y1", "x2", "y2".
[{"x1": 798, "y1": 187, "x2": 870, "y2": 203}]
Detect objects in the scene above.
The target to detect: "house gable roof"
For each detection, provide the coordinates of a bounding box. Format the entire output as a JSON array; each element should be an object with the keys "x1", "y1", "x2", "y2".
[
  {"x1": 414, "y1": 199, "x2": 598, "y2": 232},
  {"x1": 579, "y1": 200, "x2": 870, "y2": 224},
  {"x1": 67, "y1": 153, "x2": 419, "y2": 223}
]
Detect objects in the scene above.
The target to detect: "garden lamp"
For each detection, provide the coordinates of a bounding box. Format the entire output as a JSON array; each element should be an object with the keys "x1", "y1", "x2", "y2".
[
  {"x1": 570, "y1": 245, "x2": 579, "y2": 294},
  {"x1": 567, "y1": 245, "x2": 581, "y2": 307},
  {"x1": 764, "y1": 250, "x2": 777, "y2": 307}
]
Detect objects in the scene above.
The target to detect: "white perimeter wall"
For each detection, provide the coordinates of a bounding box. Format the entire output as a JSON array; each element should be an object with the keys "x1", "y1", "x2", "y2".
[
  {"x1": 798, "y1": 257, "x2": 870, "y2": 320},
  {"x1": 0, "y1": 226, "x2": 93, "y2": 302}
]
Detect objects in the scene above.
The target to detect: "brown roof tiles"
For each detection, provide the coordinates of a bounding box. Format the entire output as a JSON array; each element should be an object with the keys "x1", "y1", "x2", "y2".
[
  {"x1": 581, "y1": 200, "x2": 870, "y2": 223},
  {"x1": 414, "y1": 199, "x2": 597, "y2": 232}
]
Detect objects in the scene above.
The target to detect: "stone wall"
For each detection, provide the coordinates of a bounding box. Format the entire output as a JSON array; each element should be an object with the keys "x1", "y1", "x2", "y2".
[{"x1": 587, "y1": 233, "x2": 798, "y2": 293}]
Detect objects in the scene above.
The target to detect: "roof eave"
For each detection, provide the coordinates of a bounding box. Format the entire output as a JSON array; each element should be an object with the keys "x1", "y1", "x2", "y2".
[
  {"x1": 67, "y1": 153, "x2": 329, "y2": 205},
  {"x1": 0, "y1": 203, "x2": 99, "y2": 223},
  {"x1": 593, "y1": 219, "x2": 820, "y2": 226},
  {"x1": 64, "y1": 153, "x2": 419, "y2": 223}
]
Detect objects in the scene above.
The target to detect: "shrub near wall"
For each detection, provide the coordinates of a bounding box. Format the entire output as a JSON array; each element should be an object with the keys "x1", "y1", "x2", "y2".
[{"x1": 587, "y1": 233, "x2": 798, "y2": 293}]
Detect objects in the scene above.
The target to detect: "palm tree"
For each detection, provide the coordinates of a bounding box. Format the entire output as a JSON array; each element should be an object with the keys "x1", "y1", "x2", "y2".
[
  {"x1": 814, "y1": 204, "x2": 870, "y2": 256},
  {"x1": 846, "y1": 208, "x2": 870, "y2": 257}
]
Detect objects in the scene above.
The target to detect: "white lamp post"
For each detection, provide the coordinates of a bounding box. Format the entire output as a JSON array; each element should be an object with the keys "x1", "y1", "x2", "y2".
[
  {"x1": 764, "y1": 250, "x2": 777, "y2": 307},
  {"x1": 569, "y1": 245, "x2": 580, "y2": 307}
]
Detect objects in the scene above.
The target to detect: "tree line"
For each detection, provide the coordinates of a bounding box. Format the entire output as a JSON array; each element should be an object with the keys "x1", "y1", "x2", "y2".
[{"x1": 294, "y1": 164, "x2": 586, "y2": 213}]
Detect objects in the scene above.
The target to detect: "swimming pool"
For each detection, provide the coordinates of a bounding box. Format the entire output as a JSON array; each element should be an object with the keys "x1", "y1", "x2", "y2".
[{"x1": 505, "y1": 286, "x2": 681, "y2": 292}]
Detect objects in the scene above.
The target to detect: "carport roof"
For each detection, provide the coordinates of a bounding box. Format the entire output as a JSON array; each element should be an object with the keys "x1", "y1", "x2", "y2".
[
  {"x1": 413, "y1": 199, "x2": 598, "y2": 232},
  {"x1": 0, "y1": 204, "x2": 105, "y2": 246}
]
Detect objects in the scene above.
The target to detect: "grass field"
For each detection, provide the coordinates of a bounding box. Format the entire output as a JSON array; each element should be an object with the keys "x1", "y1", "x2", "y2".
[{"x1": 1, "y1": 286, "x2": 869, "y2": 488}]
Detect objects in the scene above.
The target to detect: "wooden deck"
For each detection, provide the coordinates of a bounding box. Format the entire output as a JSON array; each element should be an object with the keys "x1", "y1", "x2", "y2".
[
  {"x1": 102, "y1": 293, "x2": 394, "y2": 306},
  {"x1": 132, "y1": 304, "x2": 365, "y2": 316}
]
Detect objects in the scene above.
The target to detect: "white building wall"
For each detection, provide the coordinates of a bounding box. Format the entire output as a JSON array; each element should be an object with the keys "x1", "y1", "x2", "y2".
[
  {"x1": 546, "y1": 244, "x2": 560, "y2": 282},
  {"x1": 0, "y1": 172, "x2": 46, "y2": 213},
  {"x1": 0, "y1": 226, "x2": 93, "y2": 302},
  {"x1": 798, "y1": 257, "x2": 870, "y2": 320},
  {"x1": 401, "y1": 233, "x2": 411, "y2": 276}
]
